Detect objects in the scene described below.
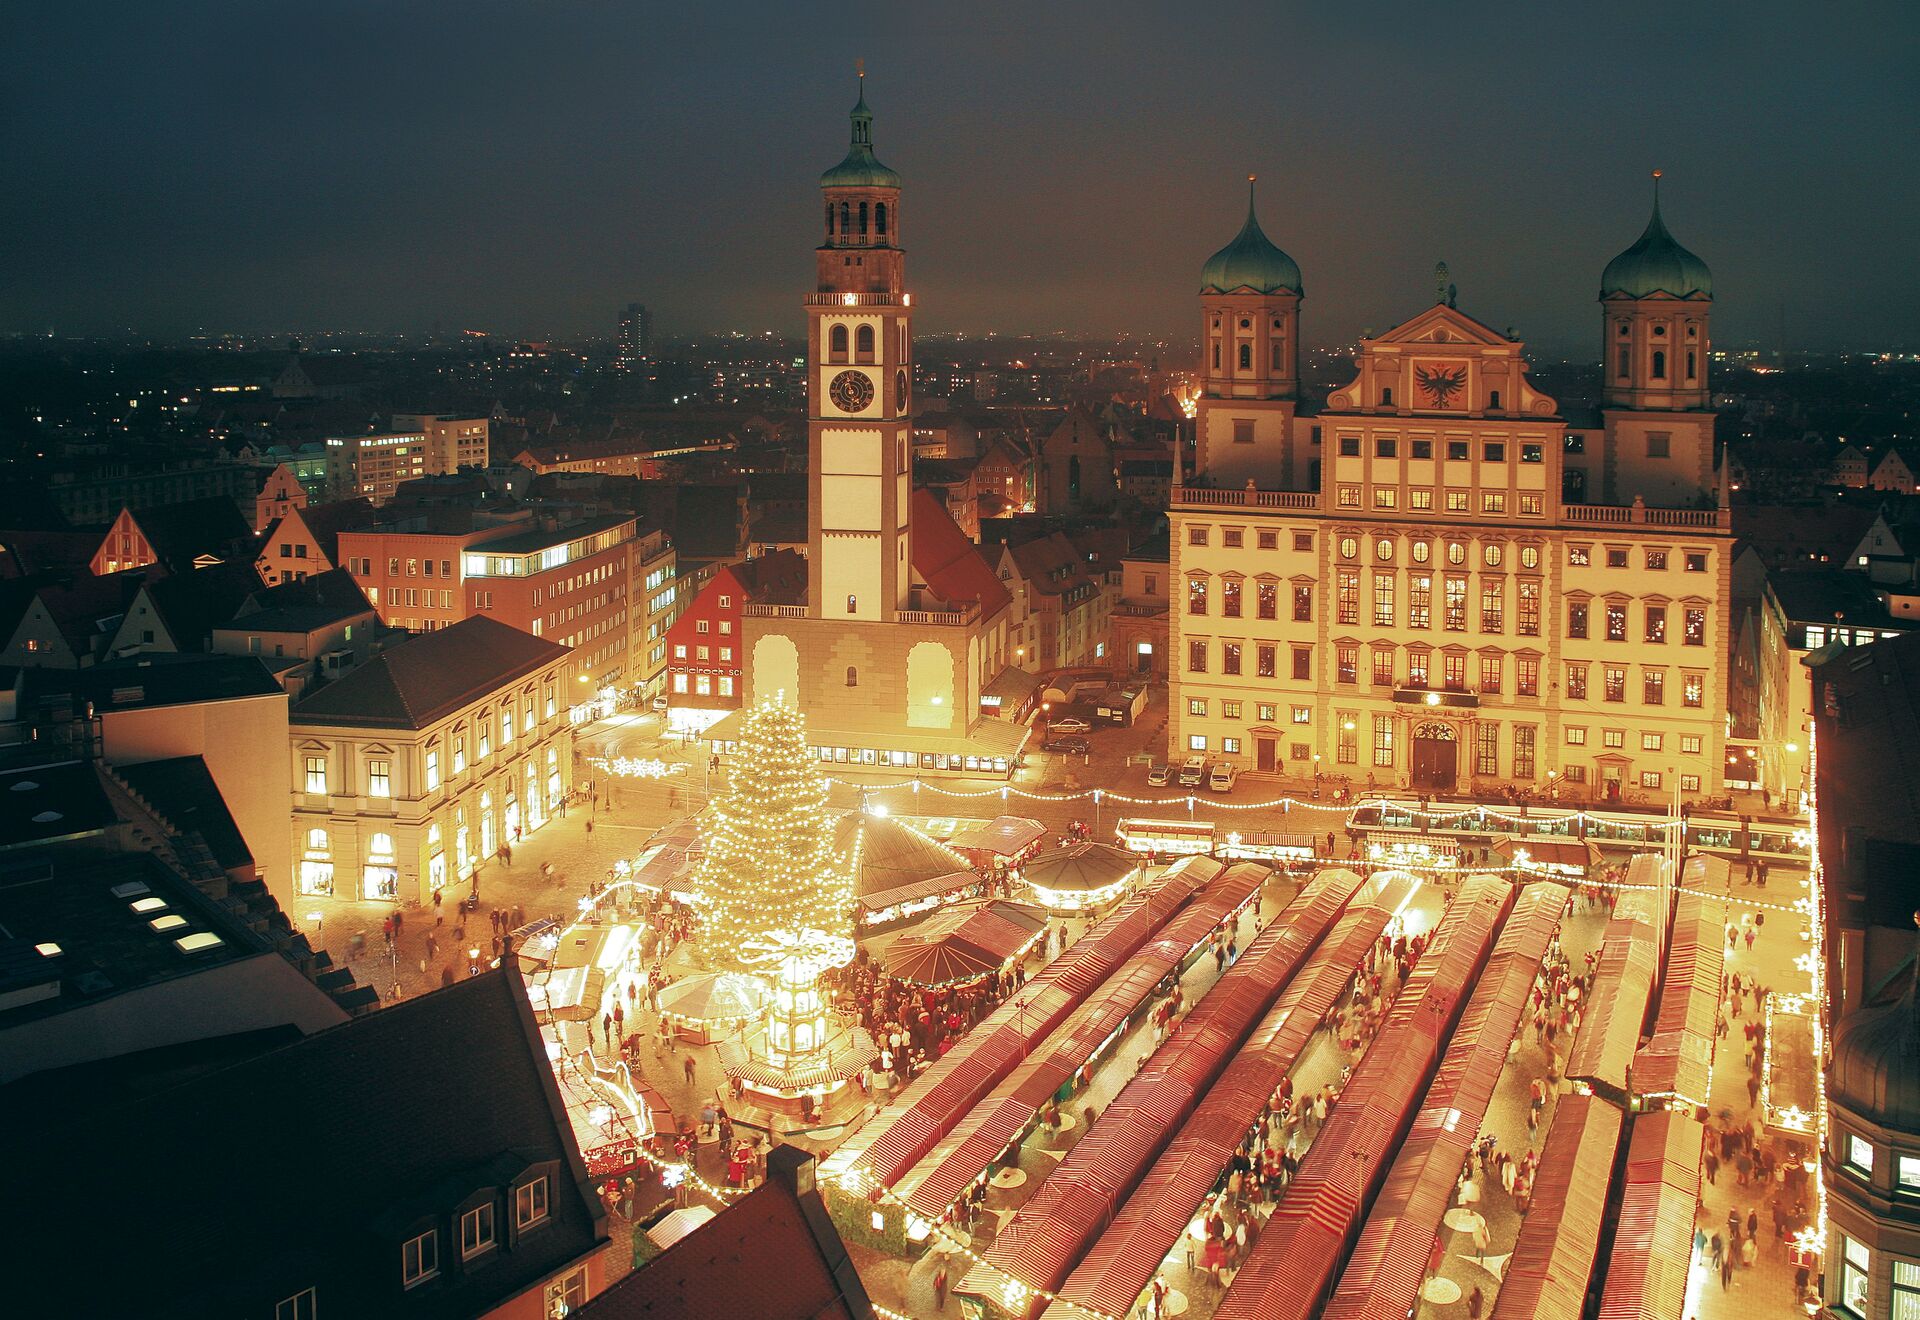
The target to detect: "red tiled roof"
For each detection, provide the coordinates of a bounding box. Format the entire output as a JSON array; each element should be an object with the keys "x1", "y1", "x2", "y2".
[
  {"x1": 910, "y1": 489, "x2": 1010, "y2": 617},
  {"x1": 580, "y1": 1146, "x2": 871, "y2": 1320}
]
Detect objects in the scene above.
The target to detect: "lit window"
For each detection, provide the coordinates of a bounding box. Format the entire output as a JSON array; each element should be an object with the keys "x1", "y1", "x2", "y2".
[
  {"x1": 425, "y1": 748, "x2": 440, "y2": 791},
  {"x1": 516, "y1": 1177, "x2": 549, "y2": 1228},
  {"x1": 304, "y1": 756, "x2": 327, "y2": 795},
  {"x1": 368, "y1": 760, "x2": 391, "y2": 798},
  {"x1": 402, "y1": 1230, "x2": 438, "y2": 1288},
  {"x1": 1850, "y1": 1134, "x2": 1876, "y2": 1176},
  {"x1": 461, "y1": 1203, "x2": 496, "y2": 1260},
  {"x1": 1841, "y1": 1236, "x2": 1870, "y2": 1316}
]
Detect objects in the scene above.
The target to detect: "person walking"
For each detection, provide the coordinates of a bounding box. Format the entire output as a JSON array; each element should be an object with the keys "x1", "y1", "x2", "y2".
[
  {"x1": 1466, "y1": 1285, "x2": 1484, "y2": 1320},
  {"x1": 683, "y1": 1054, "x2": 698, "y2": 1087}
]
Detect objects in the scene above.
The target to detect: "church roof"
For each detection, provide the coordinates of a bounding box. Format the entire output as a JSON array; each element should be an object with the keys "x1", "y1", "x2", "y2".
[
  {"x1": 1200, "y1": 179, "x2": 1302, "y2": 295},
  {"x1": 910, "y1": 488, "x2": 1011, "y2": 618},
  {"x1": 820, "y1": 80, "x2": 900, "y2": 190},
  {"x1": 1601, "y1": 177, "x2": 1712, "y2": 300}
]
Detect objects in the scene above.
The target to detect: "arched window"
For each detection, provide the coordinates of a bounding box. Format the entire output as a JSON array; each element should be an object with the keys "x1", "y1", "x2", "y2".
[
  {"x1": 875, "y1": 202, "x2": 888, "y2": 236},
  {"x1": 846, "y1": 594, "x2": 857, "y2": 614},
  {"x1": 1686, "y1": 350, "x2": 1697, "y2": 380},
  {"x1": 1382, "y1": 387, "x2": 1394, "y2": 406},
  {"x1": 370, "y1": 832, "x2": 395, "y2": 857},
  {"x1": 1651, "y1": 349, "x2": 1667, "y2": 380},
  {"x1": 1212, "y1": 344, "x2": 1221, "y2": 370},
  {"x1": 858, "y1": 201, "x2": 868, "y2": 234},
  {"x1": 1068, "y1": 455, "x2": 1082, "y2": 501},
  {"x1": 306, "y1": 828, "x2": 328, "y2": 852},
  {"x1": 839, "y1": 202, "x2": 850, "y2": 234},
  {"x1": 1489, "y1": 390, "x2": 1502, "y2": 410},
  {"x1": 825, "y1": 202, "x2": 834, "y2": 235},
  {"x1": 855, "y1": 325, "x2": 875, "y2": 362},
  {"x1": 1238, "y1": 343, "x2": 1251, "y2": 370},
  {"x1": 846, "y1": 666, "x2": 858, "y2": 687},
  {"x1": 1270, "y1": 342, "x2": 1283, "y2": 371},
  {"x1": 829, "y1": 324, "x2": 849, "y2": 362}
]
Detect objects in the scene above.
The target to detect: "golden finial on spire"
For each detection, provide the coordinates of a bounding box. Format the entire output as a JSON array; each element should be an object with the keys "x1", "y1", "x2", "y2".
[{"x1": 856, "y1": 57, "x2": 865, "y2": 79}]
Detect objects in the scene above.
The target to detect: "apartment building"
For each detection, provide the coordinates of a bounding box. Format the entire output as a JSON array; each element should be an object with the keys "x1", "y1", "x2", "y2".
[
  {"x1": 392, "y1": 411, "x2": 492, "y2": 471},
  {"x1": 339, "y1": 512, "x2": 649, "y2": 690}
]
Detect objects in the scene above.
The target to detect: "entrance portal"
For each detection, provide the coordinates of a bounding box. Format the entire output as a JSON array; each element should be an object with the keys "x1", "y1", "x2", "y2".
[
  {"x1": 1411, "y1": 722, "x2": 1458, "y2": 793},
  {"x1": 1256, "y1": 737, "x2": 1277, "y2": 773}
]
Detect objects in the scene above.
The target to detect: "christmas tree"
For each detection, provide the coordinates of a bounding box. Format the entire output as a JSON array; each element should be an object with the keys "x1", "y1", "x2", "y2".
[{"x1": 691, "y1": 698, "x2": 852, "y2": 969}]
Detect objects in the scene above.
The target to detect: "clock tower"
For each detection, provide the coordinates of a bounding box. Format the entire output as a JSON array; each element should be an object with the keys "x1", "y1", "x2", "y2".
[{"x1": 807, "y1": 71, "x2": 914, "y2": 623}]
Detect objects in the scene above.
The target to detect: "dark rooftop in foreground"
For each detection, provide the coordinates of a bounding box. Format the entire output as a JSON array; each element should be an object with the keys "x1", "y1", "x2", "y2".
[
  {"x1": 21, "y1": 653, "x2": 285, "y2": 714},
  {"x1": 0, "y1": 965, "x2": 606, "y2": 1319},
  {"x1": 116, "y1": 756, "x2": 253, "y2": 872},
  {"x1": 0, "y1": 759, "x2": 118, "y2": 850}
]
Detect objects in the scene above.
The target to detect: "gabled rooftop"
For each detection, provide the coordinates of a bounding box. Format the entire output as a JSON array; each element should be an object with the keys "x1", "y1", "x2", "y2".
[
  {"x1": 290, "y1": 615, "x2": 568, "y2": 730},
  {"x1": 1, "y1": 965, "x2": 605, "y2": 1318}
]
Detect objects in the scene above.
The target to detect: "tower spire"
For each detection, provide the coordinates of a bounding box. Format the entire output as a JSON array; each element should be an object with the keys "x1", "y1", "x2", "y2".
[
  {"x1": 1247, "y1": 173, "x2": 1257, "y2": 220},
  {"x1": 850, "y1": 60, "x2": 872, "y2": 146}
]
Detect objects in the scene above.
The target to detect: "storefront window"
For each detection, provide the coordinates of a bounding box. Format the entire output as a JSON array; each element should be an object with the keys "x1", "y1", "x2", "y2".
[
  {"x1": 1893, "y1": 1259, "x2": 1920, "y2": 1320},
  {"x1": 363, "y1": 832, "x2": 398, "y2": 901},
  {"x1": 1842, "y1": 1236, "x2": 1871, "y2": 1316}
]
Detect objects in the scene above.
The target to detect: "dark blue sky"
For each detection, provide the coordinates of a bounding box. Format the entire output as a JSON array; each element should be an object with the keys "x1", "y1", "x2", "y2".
[{"x1": 4, "y1": 2, "x2": 1914, "y2": 352}]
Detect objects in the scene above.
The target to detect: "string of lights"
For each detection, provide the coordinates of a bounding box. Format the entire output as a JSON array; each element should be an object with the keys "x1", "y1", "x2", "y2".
[{"x1": 592, "y1": 754, "x2": 1693, "y2": 829}]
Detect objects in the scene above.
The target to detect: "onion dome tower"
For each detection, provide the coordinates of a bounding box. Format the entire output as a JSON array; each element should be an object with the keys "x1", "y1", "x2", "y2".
[{"x1": 1600, "y1": 171, "x2": 1713, "y2": 410}]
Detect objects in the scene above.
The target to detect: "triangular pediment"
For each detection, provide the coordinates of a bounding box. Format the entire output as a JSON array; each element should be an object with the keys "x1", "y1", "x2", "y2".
[{"x1": 1366, "y1": 303, "x2": 1513, "y2": 348}]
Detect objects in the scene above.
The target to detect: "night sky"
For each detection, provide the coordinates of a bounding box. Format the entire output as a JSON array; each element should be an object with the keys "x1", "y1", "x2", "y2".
[{"x1": 5, "y1": 2, "x2": 1915, "y2": 352}]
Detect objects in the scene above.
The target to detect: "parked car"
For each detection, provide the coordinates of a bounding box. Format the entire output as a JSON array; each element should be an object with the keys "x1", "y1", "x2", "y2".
[
  {"x1": 1048, "y1": 717, "x2": 1092, "y2": 735},
  {"x1": 1046, "y1": 735, "x2": 1091, "y2": 756},
  {"x1": 1208, "y1": 762, "x2": 1239, "y2": 792},
  {"x1": 1146, "y1": 759, "x2": 1171, "y2": 786},
  {"x1": 1177, "y1": 755, "x2": 1207, "y2": 787}
]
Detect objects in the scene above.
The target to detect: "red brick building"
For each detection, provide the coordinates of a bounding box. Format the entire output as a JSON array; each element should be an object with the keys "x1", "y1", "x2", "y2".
[{"x1": 663, "y1": 549, "x2": 806, "y2": 732}]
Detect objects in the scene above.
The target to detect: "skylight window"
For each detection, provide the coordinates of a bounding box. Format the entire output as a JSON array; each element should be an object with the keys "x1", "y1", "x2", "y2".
[
  {"x1": 34, "y1": 942, "x2": 61, "y2": 957},
  {"x1": 175, "y1": 932, "x2": 225, "y2": 954},
  {"x1": 149, "y1": 915, "x2": 188, "y2": 932},
  {"x1": 109, "y1": 882, "x2": 151, "y2": 899},
  {"x1": 130, "y1": 897, "x2": 168, "y2": 914}
]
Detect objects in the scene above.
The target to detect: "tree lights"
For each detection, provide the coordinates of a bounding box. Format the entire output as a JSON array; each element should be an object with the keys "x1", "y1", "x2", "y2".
[{"x1": 689, "y1": 698, "x2": 852, "y2": 966}]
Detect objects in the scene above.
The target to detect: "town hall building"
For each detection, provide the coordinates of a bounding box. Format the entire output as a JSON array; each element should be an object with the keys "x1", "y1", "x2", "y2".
[{"x1": 1170, "y1": 175, "x2": 1732, "y2": 804}]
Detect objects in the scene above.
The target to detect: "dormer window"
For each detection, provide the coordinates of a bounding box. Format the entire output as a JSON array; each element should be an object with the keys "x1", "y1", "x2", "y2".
[
  {"x1": 276, "y1": 1291, "x2": 317, "y2": 1320},
  {"x1": 402, "y1": 1229, "x2": 439, "y2": 1288},
  {"x1": 515, "y1": 1176, "x2": 550, "y2": 1229},
  {"x1": 461, "y1": 1203, "x2": 496, "y2": 1260}
]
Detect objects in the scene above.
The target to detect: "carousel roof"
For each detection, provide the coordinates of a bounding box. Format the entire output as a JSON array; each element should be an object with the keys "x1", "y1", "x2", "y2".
[
  {"x1": 657, "y1": 971, "x2": 771, "y2": 1023},
  {"x1": 882, "y1": 899, "x2": 1047, "y2": 985},
  {"x1": 834, "y1": 809, "x2": 974, "y2": 899},
  {"x1": 947, "y1": 814, "x2": 1047, "y2": 858},
  {"x1": 718, "y1": 1025, "x2": 879, "y2": 1092},
  {"x1": 1022, "y1": 842, "x2": 1138, "y2": 894}
]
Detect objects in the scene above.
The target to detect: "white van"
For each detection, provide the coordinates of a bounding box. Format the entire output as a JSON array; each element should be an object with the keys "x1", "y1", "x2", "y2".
[
  {"x1": 1208, "y1": 762, "x2": 1239, "y2": 792},
  {"x1": 1177, "y1": 755, "x2": 1207, "y2": 787}
]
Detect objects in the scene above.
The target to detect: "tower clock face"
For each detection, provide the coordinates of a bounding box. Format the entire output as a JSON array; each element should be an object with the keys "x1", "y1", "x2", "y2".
[
  {"x1": 829, "y1": 369, "x2": 874, "y2": 413},
  {"x1": 896, "y1": 369, "x2": 908, "y2": 408}
]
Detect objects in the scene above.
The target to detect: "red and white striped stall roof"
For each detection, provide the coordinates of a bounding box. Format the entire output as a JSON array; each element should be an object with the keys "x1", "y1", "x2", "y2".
[
  {"x1": 1324, "y1": 881, "x2": 1567, "y2": 1320},
  {"x1": 1595, "y1": 1110, "x2": 1705, "y2": 1320},
  {"x1": 961, "y1": 867, "x2": 1364, "y2": 1309},
  {"x1": 1028, "y1": 869, "x2": 1424, "y2": 1320},
  {"x1": 824, "y1": 856, "x2": 1223, "y2": 1194},
  {"x1": 1210, "y1": 875, "x2": 1517, "y2": 1320},
  {"x1": 1491, "y1": 1093, "x2": 1627, "y2": 1320}
]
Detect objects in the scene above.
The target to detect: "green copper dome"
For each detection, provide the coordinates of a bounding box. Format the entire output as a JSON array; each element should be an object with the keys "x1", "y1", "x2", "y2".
[
  {"x1": 1200, "y1": 179, "x2": 1302, "y2": 295},
  {"x1": 1601, "y1": 178, "x2": 1712, "y2": 299},
  {"x1": 820, "y1": 81, "x2": 901, "y2": 190}
]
